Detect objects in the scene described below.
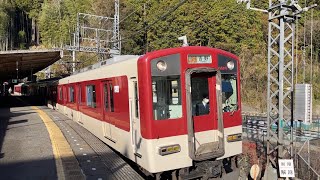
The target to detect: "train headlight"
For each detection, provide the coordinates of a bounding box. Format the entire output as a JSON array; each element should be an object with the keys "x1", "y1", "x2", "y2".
[
  {"x1": 159, "y1": 144, "x2": 181, "y2": 156},
  {"x1": 156, "y1": 60, "x2": 167, "y2": 72},
  {"x1": 227, "y1": 61, "x2": 235, "y2": 70},
  {"x1": 227, "y1": 133, "x2": 242, "y2": 142}
]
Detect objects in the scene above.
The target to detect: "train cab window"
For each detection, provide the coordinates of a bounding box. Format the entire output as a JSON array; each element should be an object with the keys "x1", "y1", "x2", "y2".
[
  {"x1": 86, "y1": 85, "x2": 96, "y2": 108},
  {"x1": 222, "y1": 74, "x2": 238, "y2": 112},
  {"x1": 191, "y1": 76, "x2": 210, "y2": 116},
  {"x1": 152, "y1": 75, "x2": 182, "y2": 120},
  {"x1": 69, "y1": 86, "x2": 75, "y2": 103}
]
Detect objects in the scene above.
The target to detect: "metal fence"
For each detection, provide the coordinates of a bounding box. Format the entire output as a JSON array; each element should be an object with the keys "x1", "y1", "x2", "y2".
[
  {"x1": 296, "y1": 140, "x2": 320, "y2": 180},
  {"x1": 242, "y1": 115, "x2": 320, "y2": 179},
  {"x1": 242, "y1": 115, "x2": 320, "y2": 142}
]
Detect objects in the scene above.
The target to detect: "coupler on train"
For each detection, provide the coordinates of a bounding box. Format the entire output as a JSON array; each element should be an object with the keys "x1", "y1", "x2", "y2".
[{"x1": 178, "y1": 156, "x2": 239, "y2": 180}]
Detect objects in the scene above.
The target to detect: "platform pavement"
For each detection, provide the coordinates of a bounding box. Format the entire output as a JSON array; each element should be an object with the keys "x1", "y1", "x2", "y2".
[
  {"x1": 0, "y1": 104, "x2": 57, "y2": 179},
  {"x1": 0, "y1": 96, "x2": 144, "y2": 180},
  {"x1": 39, "y1": 107, "x2": 145, "y2": 180}
]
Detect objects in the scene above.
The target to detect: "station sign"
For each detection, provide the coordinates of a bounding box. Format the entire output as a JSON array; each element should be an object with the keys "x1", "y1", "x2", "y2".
[{"x1": 278, "y1": 159, "x2": 295, "y2": 178}]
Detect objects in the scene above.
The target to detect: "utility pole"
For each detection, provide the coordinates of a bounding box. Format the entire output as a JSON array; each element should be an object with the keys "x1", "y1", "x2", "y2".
[{"x1": 237, "y1": 0, "x2": 317, "y2": 178}]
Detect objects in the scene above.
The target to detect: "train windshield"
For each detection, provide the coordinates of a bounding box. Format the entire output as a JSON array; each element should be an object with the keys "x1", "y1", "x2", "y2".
[
  {"x1": 222, "y1": 74, "x2": 238, "y2": 112},
  {"x1": 152, "y1": 75, "x2": 182, "y2": 120}
]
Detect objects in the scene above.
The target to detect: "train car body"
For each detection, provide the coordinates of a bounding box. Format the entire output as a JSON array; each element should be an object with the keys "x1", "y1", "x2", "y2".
[
  {"x1": 55, "y1": 46, "x2": 242, "y2": 179},
  {"x1": 14, "y1": 83, "x2": 23, "y2": 95}
]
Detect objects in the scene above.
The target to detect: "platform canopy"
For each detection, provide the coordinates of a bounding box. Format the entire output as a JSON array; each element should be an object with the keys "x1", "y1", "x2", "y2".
[{"x1": 0, "y1": 50, "x2": 61, "y2": 81}]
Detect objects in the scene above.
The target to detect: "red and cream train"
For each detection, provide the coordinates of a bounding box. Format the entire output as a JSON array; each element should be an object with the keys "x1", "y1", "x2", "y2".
[{"x1": 47, "y1": 46, "x2": 242, "y2": 179}]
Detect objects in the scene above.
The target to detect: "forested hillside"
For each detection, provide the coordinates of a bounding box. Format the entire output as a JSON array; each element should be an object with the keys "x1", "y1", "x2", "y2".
[{"x1": 0, "y1": 0, "x2": 320, "y2": 112}]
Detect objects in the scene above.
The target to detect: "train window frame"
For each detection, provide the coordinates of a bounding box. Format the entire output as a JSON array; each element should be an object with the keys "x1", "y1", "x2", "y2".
[
  {"x1": 86, "y1": 85, "x2": 96, "y2": 108},
  {"x1": 69, "y1": 86, "x2": 75, "y2": 103}
]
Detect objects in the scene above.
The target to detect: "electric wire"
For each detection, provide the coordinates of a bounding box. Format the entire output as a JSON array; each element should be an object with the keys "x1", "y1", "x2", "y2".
[
  {"x1": 310, "y1": 8, "x2": 313, "y2": 83},
  {"x1": 115, "y1": 0, "x2": 188, "y2": 43}
]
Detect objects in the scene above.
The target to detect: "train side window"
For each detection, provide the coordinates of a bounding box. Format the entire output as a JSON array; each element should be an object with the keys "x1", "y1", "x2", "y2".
[
  {"x1": 86, "y1": 85, "x2": 96, "y2": 108},
  {"x1": 69, "y1": 86, "x2": 75, "y2": 103},
  {"x1": 134, "y1": 82, "x2": 139, "y2": 118}
]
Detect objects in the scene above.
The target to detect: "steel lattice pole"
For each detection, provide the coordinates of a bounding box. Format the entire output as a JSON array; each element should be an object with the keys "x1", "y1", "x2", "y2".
[
  {"x1": 113, "y1": 0, "x2": 120, "y2": 54},
  {"x1": 266, "y1": 0, "x2": 295, "y2": 176}
]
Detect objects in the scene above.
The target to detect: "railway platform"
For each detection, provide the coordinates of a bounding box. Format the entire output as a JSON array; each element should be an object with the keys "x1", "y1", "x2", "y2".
[{"x1": 0, "y1": 96, "x2": 144, "y2": 180}]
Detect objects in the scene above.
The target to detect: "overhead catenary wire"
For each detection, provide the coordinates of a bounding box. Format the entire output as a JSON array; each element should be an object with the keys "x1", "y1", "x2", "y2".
[
  {"x1": 303, "y1": 0, "x2": 307, "y2": 83},
  {"x1": 310, "y1": 8, "x2": 313, "y2": 83},
  {"x1": 115, "y1": 0, "x2": 188, "y2": 44},
  {"x1": 295, "y1": 12, "x2": 299, "y2": 84},
  {"x1": 119, "y1": 0, "x2": 152, "y2": 24}
]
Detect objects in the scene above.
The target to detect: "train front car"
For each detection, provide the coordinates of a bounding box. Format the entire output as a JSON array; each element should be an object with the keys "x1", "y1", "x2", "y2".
[{"x1": 137, "y1": 46, "x2": 242, "y2": 179}]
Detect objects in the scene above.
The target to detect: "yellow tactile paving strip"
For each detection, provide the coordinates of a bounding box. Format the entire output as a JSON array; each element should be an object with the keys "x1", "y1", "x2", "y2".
[{"x1": 32, "y1": 106, "x2": 83, "y2": 180}]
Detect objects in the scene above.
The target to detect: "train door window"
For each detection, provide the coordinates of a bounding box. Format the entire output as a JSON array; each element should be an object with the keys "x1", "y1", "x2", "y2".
[
  {"x1": 69, "y1": 86, "x2": 75, "y2": 103},
  {"x1": 59, "y1": 87, "x2": 62, "y2": 100},
  {"x1": 109, "y1": 84, "x2": 114, "y2": 112},
  {"x1": 134, "y1": 82, "x2": 139, "y2": 118},
  {"x1": 86, "y1": 85, "x2": 96, "y2": 108},
  {"x1": 222, "y1": 74, "x2": 238, "y2": 112},
  {"x1": 78, "y1": 85, "x2": 81, "y2": 104},
  {"x1": 191, "y1": 74, "x2": 210, "y2": 116},
  {"x1": 104, "y1": 84, "x2": 109, "y2": 111},
  {"x1": 152, "y1": 75, "x2": 182, "y2": 120},
  {"x1": 63, "y1": 86, "x2": 67, "y2": 102}
]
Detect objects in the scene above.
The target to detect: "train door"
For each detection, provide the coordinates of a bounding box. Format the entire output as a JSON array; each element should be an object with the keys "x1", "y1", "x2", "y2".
[
  {"x1": 102, "y1": 81, "x2": 116, "y2": 143},
  {"x1": 185, "y1": 68, "x2": 224, "y2": 161},
  {"x1": 130, "y1": 78, "x2": 142, "y2": 159}
]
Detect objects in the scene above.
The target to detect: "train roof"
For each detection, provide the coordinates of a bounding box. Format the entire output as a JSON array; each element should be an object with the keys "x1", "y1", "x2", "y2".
[
  {"x1": 73, "y1": 55, "x2": 140, "y2": 75},
  {"x1": 71, "y1": 47, "x2": 238, "y2": 76}
]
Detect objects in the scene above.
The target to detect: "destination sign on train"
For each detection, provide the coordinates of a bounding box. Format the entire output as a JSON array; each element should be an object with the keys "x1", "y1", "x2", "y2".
[{"x1": 188, "y1": 55, "x2": 212, "y2": 64}]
